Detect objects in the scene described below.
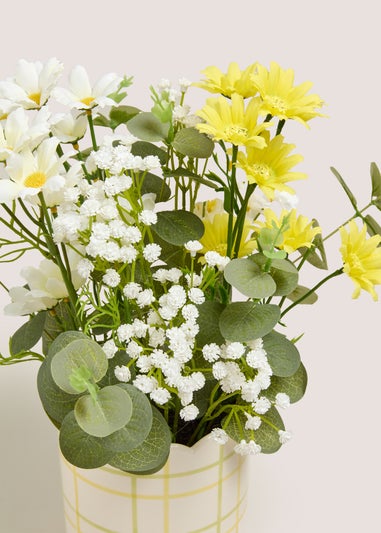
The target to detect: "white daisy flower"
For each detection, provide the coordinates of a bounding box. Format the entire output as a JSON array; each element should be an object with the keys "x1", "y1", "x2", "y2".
[{"x1": 52, "y1": 65, "x2": 122, "y2": 110}]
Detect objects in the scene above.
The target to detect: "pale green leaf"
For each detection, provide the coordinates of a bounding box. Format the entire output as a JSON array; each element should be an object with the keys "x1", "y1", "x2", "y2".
[{"x1": 219, "y1": 302, "x2": 280, "y2": 342}]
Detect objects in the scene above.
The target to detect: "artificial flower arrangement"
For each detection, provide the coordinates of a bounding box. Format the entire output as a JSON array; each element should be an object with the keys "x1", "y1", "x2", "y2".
[{"x1": 0, "y1": 58, "x2": 381, "y2": 474}]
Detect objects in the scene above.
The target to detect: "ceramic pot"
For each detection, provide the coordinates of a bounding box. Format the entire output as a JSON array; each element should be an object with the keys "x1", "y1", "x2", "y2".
[{"x1": 60, "y1": 435, "x2": 249, "y2": 533}]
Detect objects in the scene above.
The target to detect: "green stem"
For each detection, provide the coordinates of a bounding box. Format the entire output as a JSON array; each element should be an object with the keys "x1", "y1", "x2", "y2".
[
  {"x1": 322, "y1": 202, "x2": 373, "y2": 242},
  {"x1": 280, "y1": 268, "x2": 343, "y2": 317},
  {"x1": 226, "y1": 145, "x2": 238, "y2": 257}
]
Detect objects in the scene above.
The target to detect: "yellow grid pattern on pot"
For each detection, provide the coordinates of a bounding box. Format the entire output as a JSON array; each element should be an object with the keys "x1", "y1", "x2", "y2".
[{"x1": 60, "y1": 439, "x2": 249, "y2": 533}]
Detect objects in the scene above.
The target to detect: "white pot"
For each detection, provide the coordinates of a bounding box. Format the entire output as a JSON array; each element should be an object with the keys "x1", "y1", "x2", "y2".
[{"x1": 60, "y1": 436, "x2": 249, "y2": 533}]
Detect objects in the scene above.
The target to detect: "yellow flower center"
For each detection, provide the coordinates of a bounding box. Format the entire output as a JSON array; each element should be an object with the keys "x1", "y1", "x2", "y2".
[
  {"x1": 346, "y1": 253, "x2": 365, "y2": 275},
  {"x1": 80, "y1": 96, "x2": 95, "y2": 107},
  {"x1": 28, "y1": 92, "x2": 41, "y2": 106},
  {"x1": 24, "y1": 171, "x2": 47, "y2": 188},
  {"x1": 253, "y1": 163, "x2": 271, "y2": 180},
  {"x1": 266, "y1": 95, "x2": 288, "y2": 114},
  {"x1": 0, "y1": 113, "x2": 8, "y2": 121},
  {"x1": 223, "y1": 125, "x2": 248, "y2": 144}
]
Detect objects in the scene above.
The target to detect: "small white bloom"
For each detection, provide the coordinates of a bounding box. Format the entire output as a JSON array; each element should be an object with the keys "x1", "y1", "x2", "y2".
[
  {"x1": 114, "y1": 365, "x2": 131, "y2": 383},
  {"x1": 204, "y1": 251, "x2": 230, "y2": 271},
  {"x1": 76, "y1": 258, "x2": 94, "y2": 279},
  {"x1": 278, "y1": 430, "x2": 293, "y2": 444},
  {"x1": 275, "y1": 393, "x2": 291, "y2": 409},
  {"x1": 212, "y1": 361, "x2": 228, "y2": 380},
  {"x1": 219, "y1": 362, "x2": 246, "y2": 393},
  {"x1": 134, "y1": 375, "x2": 158, "y2": 394},
  {"x1": 179, "y1": 404, "x2": 199, "y2": 421},
  {"x1": 234, "y1": 439, "x2": 262, "y2": 456},
  {"x1": 143, "y1": 243, "x2": 161, "y2": 263},
  {"x1": 184, "y1": 240, "x2": 203, "y2": 257},
  {"x1": 102, "y1": 339, "x2": 118, "y2": 359},
  {"x1": 202, "y1": 343, "x2": 221, "y2": 363},
  {"x1": 132, "y1": 319, "x2": 149, "y2": 338},
  {"x1": 188, "y1": 287, "x2": 205, "y2": 305},
  {"x1": 102, "y1": 268, "x2": 121, "y2": 288},
  {"x1": 241, "y1": 380, "x2": 261, "y2": 403},
  {"x1": 119, "y1": 245, "x2": 138, "y2": 263},
  {"x1": 150, "y1": 387, "x2": 171, "y2": 405},
  {"x1": 181, "y1": 303, "x2": 199, "y2": 321},
  {"x1": 126, "y1": 340, "x2": 143, "y2": 358},
  {"x1": 117, "y1": 323, "x2": 134, "y2": 343},
  {"x1": 209, "y1": 428, "x2": 229, "y2": 445},
  {"x1": 223, "y1": 342, "x2": 245, "y2": 360},
  {"x1": 139, "y1": 210, "x2": 157, "y2": 226},
  {"x1": 136, "y1": 288, "x2": 155, "y2": 308},
  {"x1": 253, "y1": 397, "x2": 272, "y2": 415},
  {"x1": 185, "y1": 273, "x2": 202, "y2": 287},
  {"x1": 178, "y1": 77, "x2": 192, "y2": 92},
  {"x1": 136, "y1": 355, "x2": 153, "y2": 373},
  {"x1": 244, "y1": 414, "x2": 262, "y2": 431},
  {"x1": 167, "y1": 285, "x2": 187, "y2": 309}
]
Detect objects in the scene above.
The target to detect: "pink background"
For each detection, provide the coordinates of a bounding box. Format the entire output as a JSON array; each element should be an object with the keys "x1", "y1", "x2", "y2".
[{"x1": 0, "y1": 1, "x2": 380, "y2": 531}]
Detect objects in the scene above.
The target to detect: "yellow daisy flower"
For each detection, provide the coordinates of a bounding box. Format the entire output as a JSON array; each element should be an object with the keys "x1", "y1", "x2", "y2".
[
  {"x1": 256, "y1": 209, "x2": 321, "y2": 254},
  {"x1": 196, "y1": 94, "x2": 271, "y2": 148},
  {"x1": 251, "y1": 62, "x2": 324, "y2": 127},
  {"x1": 200, "y1": 213, "x2": 256, "y2": 258},
  {"x1": 194, "y1": 62, "x2": 258, "y2": 98},
  {"x1": 339, "y1": 220, "x2": 381, "y2": 301},
  {"x1": 236, "y1": 133, "x2": 306, "y2": 200}
]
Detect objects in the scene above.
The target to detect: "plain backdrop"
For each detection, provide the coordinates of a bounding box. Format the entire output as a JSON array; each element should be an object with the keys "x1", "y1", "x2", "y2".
[{"x1": 0, "y1": 1, "x2": 380, "y2": 532}]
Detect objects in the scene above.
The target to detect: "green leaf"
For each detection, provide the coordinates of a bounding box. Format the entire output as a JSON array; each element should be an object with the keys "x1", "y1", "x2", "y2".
[
  {"x1": 370, "y1": 162, "x2": 381, "y2": 206},
  {"x1": 172, "y1": 128, "x2": 214, "y2": 159},
  {"x1": 50, "y1": 338, "x2": 108, "y2": 394},
  {"x1": 130, "y1": 141, "x2": 168, "y2": 165},
  {"x1": 223, "y1": 258, "x2": 276, "y2": 299},
  {"x1": 263, "y1": 330, "x2": 301, "y2": 377},
  {"x1": 10, "y1": 311, "x2": 46, "y2": 355},
  {"x1": 37, "y1": 359, "x2": 81, "y2": 424},
  {"x1": 250, "y1": 254, "x2": 299, "y2": 296},
  {"x1": 46, "y1": 330, "x2": 89, "y2": 362},
  {"x1": 42, "y1": 301, "x2": 77, "y2": 354},
  {"x1": 140, "y1": 172, "x2": 171, "y2": 203},
  {"x1": 286, "y1": 285, "x2": 318, "y2": 305},
  {"x1": 196, "y1": 300, "x2": 226, "y2": 347},
  {"x1": 109, "y1": 105, "x2": 140, "y2": 129},
  {"x1": 127, "y1": 112, "x2": 169, "y2": 141},
  {"x1": 153, "y1": 210, "x2": 204, "y2": 246},
  {"x1": 59, "y1": 411, "x2": 113, "y2": 469},
  {"x1": 219, "y1": 302, "x2": 280, "y2": 342},
  {"x1": 109, "y1": 407, "x2": 172, "y2": 474},
  {"x1": 265, "y1": 363, "x2": 308, "y2": 404},
  {"x1": 101, "y1": 384, "x2": 153, "y2": 453},
  {"x1": 330, "y1": 167, "x2": 357, "y2": 209},
  {"x1": 254, "y1": 407, "x2": 285, "y2": 454},
  {"x1": 365, "y1": 214, "x2": 381, "y2": 237},
  {"x1": 223, "y1": 407, "x2": 284, "y2": 454},
  {"x1": 74, "y1": 385, "x2": 132, "y2": 438}
]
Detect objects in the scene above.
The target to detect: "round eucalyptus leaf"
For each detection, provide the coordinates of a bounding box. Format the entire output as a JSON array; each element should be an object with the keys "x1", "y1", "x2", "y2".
[
  {"x1": 250, "y1": 254, "x2": 299, "y2": 296},
  {"x1": 101, "y1": 384, "x2": 153, "y2": 453},
  {"x1": 254, "y1": 407, "x2": 285, "y2": 454},
  {"x1": 196, "y1": 300, "x2": 225, "y2": 347},
  {"x1": 263, "y1": 331, "x2": 301, "y2": 377},
  {"x1": 130, "y1": 141, "x2": 168, "y2": 165},
  {"x1": 266, "y1": 363, "x2": 308, "y2": 404},
  {"x1": 140, "y1": 172, "x2": 171, "y2": 203},
  {"x1": 37, "y1": 359, "x2": 81, "y2": 424},
  {"x1": 74, "y1": 385, "x2": 133, "y2": 438},
  {"x1": 59, "y1": 411, "x2": 113, "y2": 469},
  {"x1": 219, "y1": 302, "x2": 280, "y2": 342},
  {"x1": 46, "y1": 330, "x2": 89, "y2": 362},
  {"x1": 153, "y1": 210, "x2": 204, "y2": 246},
  {"x1": 172, "y1": 127, "x2": 214, "y2": 159},
  {"x1": 269, "y1": 259, "x2": 299, "y2": 296},
  {"x1": 51, "y1": 338, "x2": 108, "y2": 394},
  {"x1": 109, "y1": 407, "x2": 171, "y2": 474},
  {"x1": 223, "y1": 258, "x2": 276, "y2": 298},
  {"x1": 127, "y1": 112, "x2": 169, "y2": 141}
]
